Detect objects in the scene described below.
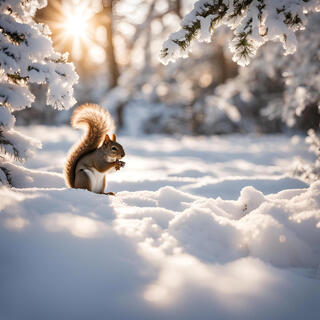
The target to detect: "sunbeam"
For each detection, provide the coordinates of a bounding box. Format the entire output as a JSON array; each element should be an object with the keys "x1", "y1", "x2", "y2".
[{"x1": 43, "y1": 0, "x2": 100, "y2": 61}]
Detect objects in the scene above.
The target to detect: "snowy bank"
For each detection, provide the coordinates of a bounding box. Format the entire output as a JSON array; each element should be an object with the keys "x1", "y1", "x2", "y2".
[{"x1": 0, "y1": 126, "x2": 319, "y2": 320}]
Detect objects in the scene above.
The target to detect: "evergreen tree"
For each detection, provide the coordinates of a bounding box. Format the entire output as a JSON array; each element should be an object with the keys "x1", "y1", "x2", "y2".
[
  {"x1": 0, "y1": 0, "x2": 78, "y2": 186},
  {"x1": 160, "y1": 0, "x2": 319, "y2": 66}
]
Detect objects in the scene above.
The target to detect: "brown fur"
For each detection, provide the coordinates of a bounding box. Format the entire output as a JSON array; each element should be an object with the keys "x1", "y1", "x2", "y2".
[
  {"x1": 74, "y1": 169, "x2": 92, "y2": 191},
  {"x1": 64, "y1": 104, "x2": 115, "y2": 188}
]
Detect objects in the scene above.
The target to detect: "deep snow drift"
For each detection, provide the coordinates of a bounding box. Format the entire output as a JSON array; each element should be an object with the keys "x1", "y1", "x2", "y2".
[{"x1": 0, "y1": 126, "x2": 319, "y2": 320}]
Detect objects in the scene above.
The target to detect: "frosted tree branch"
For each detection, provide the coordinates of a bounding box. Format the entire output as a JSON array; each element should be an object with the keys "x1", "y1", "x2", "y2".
[
  {"x1": 0, "y1": 0, "x2": 78, "y2": 186},
  {"x1": 160, "y1": 0, "x2": 320, "y2": 66}
]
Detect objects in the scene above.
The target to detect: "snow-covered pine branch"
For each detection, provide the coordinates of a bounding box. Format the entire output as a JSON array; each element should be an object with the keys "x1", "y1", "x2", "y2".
[
  {"x1": 0, "y1": 0, "x2": 78, "y2": 186},
  {"x1": 293, "y1": 129, "x2": 320, "y2": 182},
  {"x1": 160, "y1": 0, "x2": 320, "y2": 66}
]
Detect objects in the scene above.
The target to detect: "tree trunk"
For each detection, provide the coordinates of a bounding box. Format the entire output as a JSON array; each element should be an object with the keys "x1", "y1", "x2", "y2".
[
  {"x1": 103, "y1": 0, "x2": 119, "y2": 89},
  {"x1": 174, "y1": 0, "x2": 182, "y2": 18},
  {"x1": 102, "y1": 1, "x2": 123, "y2": 127}
]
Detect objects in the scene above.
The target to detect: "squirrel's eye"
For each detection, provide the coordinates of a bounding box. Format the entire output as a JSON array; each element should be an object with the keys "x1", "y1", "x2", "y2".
[{"x1": 111, "y1": 146, "x2": 117, "y2": 151}]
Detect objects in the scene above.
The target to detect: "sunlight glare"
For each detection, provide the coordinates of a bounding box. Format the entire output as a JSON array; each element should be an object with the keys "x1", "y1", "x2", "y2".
[
  {"x1": 65, "y1": 11, "x2": 88, "y2": 38},
  {"x1": 50, "y1": 0, "x2": 99, "y2": 61}
]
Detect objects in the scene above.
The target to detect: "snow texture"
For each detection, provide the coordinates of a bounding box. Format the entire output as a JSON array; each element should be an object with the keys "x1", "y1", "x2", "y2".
[
  {"x1": 0, "y1": 125, "x2": 319, "y2": 320},
  {"x1": 160, "y1": 0, "x2": 320, "y2": 66}
]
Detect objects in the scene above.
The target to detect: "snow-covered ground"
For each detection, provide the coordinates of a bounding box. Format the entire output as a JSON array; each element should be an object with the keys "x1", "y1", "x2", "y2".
[{"x1": 1, "y1": 126, "x2": 319, "y2": 320}]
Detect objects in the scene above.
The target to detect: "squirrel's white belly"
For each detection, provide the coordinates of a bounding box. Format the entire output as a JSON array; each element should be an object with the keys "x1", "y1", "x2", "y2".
[{"x1": 83, "y1": 168, "x2": 106, "y2": 193}]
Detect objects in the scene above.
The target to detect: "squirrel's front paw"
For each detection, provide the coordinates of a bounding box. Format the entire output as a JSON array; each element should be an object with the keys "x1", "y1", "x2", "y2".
[{"x1": 115, "y1": 160, "x2": 125, "y2": 170}]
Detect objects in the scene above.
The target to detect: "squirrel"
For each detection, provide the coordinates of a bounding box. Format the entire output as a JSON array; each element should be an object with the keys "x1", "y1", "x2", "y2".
[{"x1": 64, "y1": 103, "x2": 125, "y2": 195}]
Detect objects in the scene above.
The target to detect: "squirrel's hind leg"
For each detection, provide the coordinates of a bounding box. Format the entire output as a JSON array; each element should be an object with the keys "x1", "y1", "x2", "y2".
[
  {"x1": 103, "y1": 192, "x2": 116, "y2": 196},
  {"x1": 74, "y1": 169, "x2": 92, "y2": 192}
]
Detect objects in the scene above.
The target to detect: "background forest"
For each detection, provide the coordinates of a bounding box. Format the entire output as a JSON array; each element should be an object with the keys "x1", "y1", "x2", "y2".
[{"x1": 15, "y1": 0, "x2": 320, "y2": 136}]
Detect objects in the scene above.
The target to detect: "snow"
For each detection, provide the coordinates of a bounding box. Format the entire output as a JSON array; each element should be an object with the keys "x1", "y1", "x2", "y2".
[
  {"x1": 160, "y1": 0, "x2": 319, "y2": 66},
  {"x1": 0, "y1": 9, "x2": 78, "y2": 111},
  {"x1": 0, "y1": 105, "x2": 15, "y2": 129},
  {"x1": 1, "y1": 126, "x2": 320, "y2": 320}
]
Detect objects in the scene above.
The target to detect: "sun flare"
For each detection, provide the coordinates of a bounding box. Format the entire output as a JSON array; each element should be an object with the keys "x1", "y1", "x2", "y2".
[
  {"x1": 47, "y1": 0, "x2": 99, "y2": 61},
  {"x1": 64, "y1": 11, "x2": 88, "y2": 39}
]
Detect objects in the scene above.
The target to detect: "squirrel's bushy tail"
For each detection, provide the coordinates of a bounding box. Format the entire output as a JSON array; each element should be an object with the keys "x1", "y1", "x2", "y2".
[{"x1": 64, "y1": 103, "x2": 115, "y2": 188}]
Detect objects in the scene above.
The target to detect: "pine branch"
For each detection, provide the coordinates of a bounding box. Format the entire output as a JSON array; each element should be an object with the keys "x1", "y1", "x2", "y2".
[
  {"x1": 0, "y1": 129, "x2": 23, "y2": 161},
  {"x1": 160, "y1": 0, "x2": 229, "y2": 60},
  {"x1": 0, "y1": 165, "x2": 12, "y2": 186},
  {"x1": 229, "y1": 0, "x2": 253, "y2": 19},
  {"x1": 45, "y1": 53, "x2": 69, "y2": 64},
  {"x1": 161, "y1": 0, "x2": 317, "y2": 65},
  {"x1": 0, "y1": 25, "x2": 26, "y2": 44},
  {"x1": 7, "y1": 73, "x2": 29, "y2": 84}
]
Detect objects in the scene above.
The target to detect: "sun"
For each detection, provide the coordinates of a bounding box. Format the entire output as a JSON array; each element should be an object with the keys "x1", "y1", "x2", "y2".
[
  {"x1": 46, "y1": 0, "x2": 99, "y2": 61},
  {"x1": 63, "y1": 7, "x2": 92, "y2": 42},
  {"x1": 59, "y1": 4, "x2": 93, "y2": 44},
  {"x1": 64, "y1": 11, "x2": 88, "y2": 39}
]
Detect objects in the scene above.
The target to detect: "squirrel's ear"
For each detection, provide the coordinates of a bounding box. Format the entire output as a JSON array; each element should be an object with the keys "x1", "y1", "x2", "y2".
[
  {"x1": 105, "y1": 134, "x2": 110, "y2": 143},
  {"x1": 112, "y1": 134, "x2": 116, "y2": 142}
]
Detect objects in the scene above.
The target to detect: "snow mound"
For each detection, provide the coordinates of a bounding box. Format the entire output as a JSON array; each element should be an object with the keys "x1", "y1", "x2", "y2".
[
  {"x1": 0, "y1": 182, "x2": 319, "y2": 320},
  {"x1": 115, "y1": 183, "x2": 320, "y2": 269}
]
